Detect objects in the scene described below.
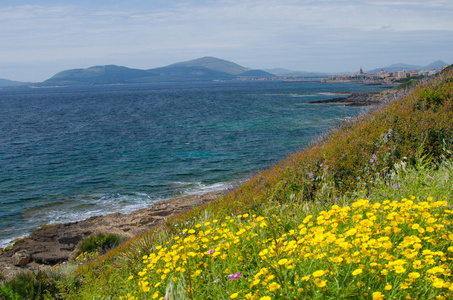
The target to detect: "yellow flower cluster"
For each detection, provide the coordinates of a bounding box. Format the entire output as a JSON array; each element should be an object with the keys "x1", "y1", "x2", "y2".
[{"x1": 123, "y1": 196, "x2": 453, "y2": 300}]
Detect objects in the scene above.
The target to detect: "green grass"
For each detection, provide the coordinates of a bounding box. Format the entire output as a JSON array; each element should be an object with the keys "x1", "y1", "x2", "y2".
[
  {"x1": 70, "y1": 154, "x2": 453, "y2": 300},
  {"x1": 2, "y1": 65, "x2": 453, "y2": 299},
  {"x1": 74, "y1": 233, "x2": 122, "y2": 258}
]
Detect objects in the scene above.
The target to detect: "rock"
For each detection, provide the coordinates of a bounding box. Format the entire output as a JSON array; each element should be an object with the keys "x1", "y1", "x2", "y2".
[
  {"x1": 308, "y1": 91, "x2": 382, "y2": 106},
  {"x1": 12, "y1": 252, "x2": 31, "y2": 266},
  {"x1": 33, "y1": 252, "x2": 70, "y2": 265},
  {"x1": 0, "y1": 190, "x2": 228, "y2": 274}
]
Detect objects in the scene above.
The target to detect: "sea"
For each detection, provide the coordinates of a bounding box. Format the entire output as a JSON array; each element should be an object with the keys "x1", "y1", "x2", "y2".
[{"x1": 0, "y1": 80, "x2": 387, "y2": 248}]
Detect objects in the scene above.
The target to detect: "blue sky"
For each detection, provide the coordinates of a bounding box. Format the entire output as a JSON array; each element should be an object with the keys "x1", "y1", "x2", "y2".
[{"x1": 0, "y1": 0, "x2": 452, "y2": 81}]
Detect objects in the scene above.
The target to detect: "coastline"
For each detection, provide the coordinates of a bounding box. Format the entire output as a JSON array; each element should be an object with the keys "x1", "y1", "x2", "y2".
[
  {"x1": 0, "y1": 190, "x2": 229, "y2": 277},
  {"x1": 307, "y1": 91, "x2": 382, "y2": 106},
  {"x1": 0, "y1": 83, "x2": 396, "y2": 279}
]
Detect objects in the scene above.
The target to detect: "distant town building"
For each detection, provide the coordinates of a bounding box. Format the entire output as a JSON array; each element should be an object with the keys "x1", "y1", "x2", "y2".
[{"x1": 325, "y1": 65, "x2": 443, "y2": 84}]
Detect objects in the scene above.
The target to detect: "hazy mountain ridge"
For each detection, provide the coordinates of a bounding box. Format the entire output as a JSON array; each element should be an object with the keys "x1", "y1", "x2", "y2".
[
  {"x1": 46, "y1": 65, "x2": 154, "y2": 85},
  {"x1": 0, "y1": 78, "x2": 26, "y2": 87},
  {"x1": 366, "y1": 60, "x2": 448, "y2": 74},
  {"x1": 143, "y1": 65, "x2": 236, "y2": 82},
  {"x1": 238, "y1": 69, "x2": 274, "y2": 78},
  {"x1": 168, "y1": 56, "x2": 249, "y2": 75},
  {"x1": 264, "y1": 68, "x2": 329, "y2": 77},
  {"x1": 42, "y1": 57, "x2": 272, "y2": 86},
  {"x1": 1, "y1": 58, "x2": 448, "y2": 87}
]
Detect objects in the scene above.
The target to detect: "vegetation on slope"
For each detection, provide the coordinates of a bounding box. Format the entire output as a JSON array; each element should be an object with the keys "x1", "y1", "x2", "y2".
[
  {"x1": 1, "y1": 65, "x2": 452, "y2": 299},
  {"x1": 121, "y1": 161, "x2": 453, "y2": 300},
  {"x1": 63, "y1": 65, "x2": 453, "y2": 299}
]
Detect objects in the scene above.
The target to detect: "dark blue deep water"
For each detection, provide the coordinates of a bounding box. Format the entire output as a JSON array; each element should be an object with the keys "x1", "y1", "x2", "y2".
[{"x1": 0, "y1": 81, "x2": 385, "y2": 247}]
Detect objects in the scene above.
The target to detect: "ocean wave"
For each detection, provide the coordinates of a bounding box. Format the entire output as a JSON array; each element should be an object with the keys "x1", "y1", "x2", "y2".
[
  {"x1": 263, "y1": 93, "x2": 318, "y2": 97},
  {"x1": 318, "y1": 92, "x2": 350, "y2": 96},
  {"x1": 183, "y1": 181, "x2": 233, "y2": 195},
  {"x1": 0, "y1": 233, "x2": 28, "y2": 249},
  {"x1": 1, "y1": 183, "x2": 235, "y2": 248}
]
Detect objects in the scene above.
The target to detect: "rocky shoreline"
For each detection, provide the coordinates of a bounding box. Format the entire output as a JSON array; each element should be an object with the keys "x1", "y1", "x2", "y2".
[
  {"x1": 0, "y1": 190, "x2": 228, "y2": 278},
  {"x1": 308, "y1": 91, "x2": 382, "y2": 106}
]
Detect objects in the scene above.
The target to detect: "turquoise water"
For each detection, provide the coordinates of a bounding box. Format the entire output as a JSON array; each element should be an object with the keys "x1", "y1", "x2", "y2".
[{"x1": 0, "y1": 81, "x2": 386, "y2": 247}]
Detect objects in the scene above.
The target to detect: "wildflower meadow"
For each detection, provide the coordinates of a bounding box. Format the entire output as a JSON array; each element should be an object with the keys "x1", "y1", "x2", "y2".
[
  {"x1": 121, "y1": 194, "x2": 453, "y2": 300},
  {"x1": 1, "y1": 67, "x2": 452, "y2": 299},
  {"x1": 72, "y1": 65, "x2": 453, "y2": 300}
]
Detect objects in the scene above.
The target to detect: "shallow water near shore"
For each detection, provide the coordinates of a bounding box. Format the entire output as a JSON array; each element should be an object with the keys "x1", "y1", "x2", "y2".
[{"x1": 0, "y1": 81, "x2": 387, "y2": 248}]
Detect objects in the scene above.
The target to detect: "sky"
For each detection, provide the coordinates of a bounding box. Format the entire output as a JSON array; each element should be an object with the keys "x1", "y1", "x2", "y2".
[{"x1": 0, "y1": 0, "x2": 452, "y2": 82}]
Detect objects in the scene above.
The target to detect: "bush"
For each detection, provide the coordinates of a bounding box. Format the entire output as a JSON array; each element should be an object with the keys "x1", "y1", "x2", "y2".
[
  {"x1": 75, "y1": 233, "x2": 121, "y2": 258},
  {"x1": 0, "y1": 271, "x2": 60, "y2": 300}
]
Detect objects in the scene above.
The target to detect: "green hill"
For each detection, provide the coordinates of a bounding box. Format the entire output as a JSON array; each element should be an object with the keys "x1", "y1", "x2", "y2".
[
  {"x1": 238, "y1": 69, "x2": 275, "y2": 78},
  {"x1": 41, "y1": 57, "x2": 273, "y2": 86},
  {"x1": 168, "y1": 56, "x2": 250, "y2": 75},
  {"x1": 146, "y1": 65, "x2": 236, "y2": 82},
  {"x1": 44, "y1": 65, "x2": 155, "y2": 85}
]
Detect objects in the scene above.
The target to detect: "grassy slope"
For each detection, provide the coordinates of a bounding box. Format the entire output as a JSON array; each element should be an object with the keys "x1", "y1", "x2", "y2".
[{"x1": 47, "y1": 65, "x2": 453, "y2": 299}]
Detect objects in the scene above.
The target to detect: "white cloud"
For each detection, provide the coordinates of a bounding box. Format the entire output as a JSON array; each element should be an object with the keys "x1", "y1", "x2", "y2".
[{"x1": 0, "y1": 0, "x2": 452, "y2": 81}]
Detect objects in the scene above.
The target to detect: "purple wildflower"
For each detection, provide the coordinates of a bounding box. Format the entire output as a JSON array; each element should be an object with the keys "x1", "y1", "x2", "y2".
[
  {"x1": 207, "y1": 249, "x2": 215, "y2": 254},
  {"x1": 229, "y1": 272, "x2": 242, "y2": 280},
  {"x1": 392, "y1": 184, "x2": 399, "y2": 189},
  {"x1": 309, "y1": 172, "x2": 314, "y2": 179}
]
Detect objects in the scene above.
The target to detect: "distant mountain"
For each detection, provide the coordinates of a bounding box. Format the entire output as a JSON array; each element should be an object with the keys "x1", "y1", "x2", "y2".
[
  {"x1": 45, "y1": 65, "x2": 154, "y2": 85},
  {"x1": 169, "y1": 56, "x2": 249, "y2": 75},
  {"x1": 366, "y1": 60, "x2": 448, "y2": 74},
  {"x1": 238, "y1": 70, "x2": 275, "y2": 78},
  {"x1": 0, "y1": 78, "x2": 25, "y2": 87},
  {"x1": 264, "y1": 68, "x2": 295, "y2": 75},
  {"x1": 146, "y1": 65, "x2": 236, "y2": 82},
  {"x1": 264, "y1": 68, "x2": 329, "y2": 77},
  {"x1": 424, "y1": 60, "x2": 449, "y2": 70},
  {"x1": 42, "y1": 57, "x2": 274, "y2": 86}
]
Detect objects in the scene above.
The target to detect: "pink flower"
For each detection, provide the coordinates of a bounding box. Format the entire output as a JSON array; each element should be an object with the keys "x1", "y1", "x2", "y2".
[{"x1": 228, "y1": 272, "x2": 242, "y2": 280}]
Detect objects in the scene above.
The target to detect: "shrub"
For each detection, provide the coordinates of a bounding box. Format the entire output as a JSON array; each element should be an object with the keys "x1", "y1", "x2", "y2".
[
  {"x1": 0, "y1": 271, "x2": 61, "y2": 300},
  {"x1": 75, "y1": 233, "x2": 121, "y2": 258}
]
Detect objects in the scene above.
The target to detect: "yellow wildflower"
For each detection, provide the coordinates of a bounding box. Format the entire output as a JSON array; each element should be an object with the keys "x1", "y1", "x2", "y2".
[
  {"x1": 372, "y1": 292, "x2": 384, "y2": 300},
  {"x1": 352, "y1": 268, "x2": 363, "y2": 276},
  {"x1": 312, "y1": 270, "x2": 325, "y2": 277},
  {"x1": 268, "y1": 282, "x2": 281, "y2": 292}
]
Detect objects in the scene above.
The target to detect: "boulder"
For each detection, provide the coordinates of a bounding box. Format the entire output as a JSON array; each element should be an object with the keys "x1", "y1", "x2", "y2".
[{"x1": 12, "y1": 252, "x2": 31, "y2": 266}]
